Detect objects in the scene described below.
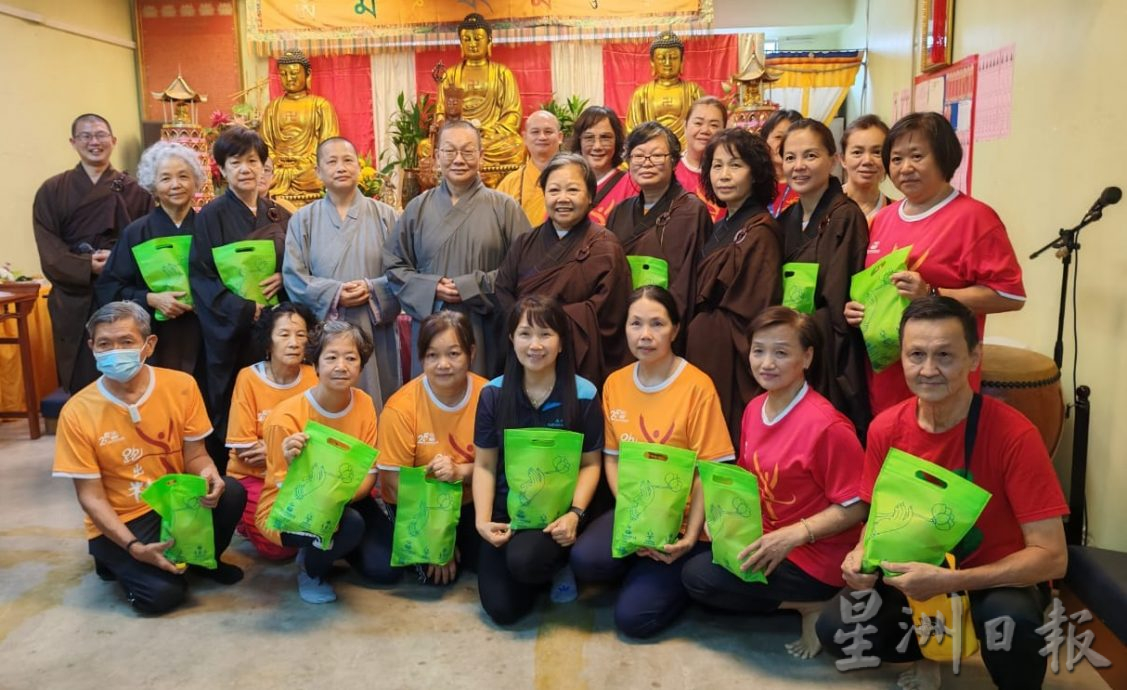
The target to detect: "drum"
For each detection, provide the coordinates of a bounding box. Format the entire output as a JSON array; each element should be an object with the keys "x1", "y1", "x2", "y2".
[{"x1": 980, "y1": 344, "x2": 1065, "y2": 454}]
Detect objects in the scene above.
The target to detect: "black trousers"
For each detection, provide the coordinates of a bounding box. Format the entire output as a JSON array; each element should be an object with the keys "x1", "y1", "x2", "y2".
[
  {"x1": 87, "y1": 476, "x2": 245, "y2": 615},
  {"x1": 280, "y1": 505, "x2": 365, "y2": 580},
  {"x1": 478, "y1": 528, "x2": 570, "y2": 626},
  {"x1": 350, "y1": 498, "x2": 479, "y2": 585},
  {"x1": 816, "y1": 580, "x2": 1052, "y2": 690},
  {"x1": 681, "y1": 549, "x2": 840, "y2": 613}
]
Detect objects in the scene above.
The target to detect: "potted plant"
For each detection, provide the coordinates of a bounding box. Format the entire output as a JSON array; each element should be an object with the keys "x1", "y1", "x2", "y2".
[
  {"x1": 540, "y1": 95, "x2": 590, "y2": 140},
  {"x1": 388, "y1": 92, "x2": 435, "y2": 206}
]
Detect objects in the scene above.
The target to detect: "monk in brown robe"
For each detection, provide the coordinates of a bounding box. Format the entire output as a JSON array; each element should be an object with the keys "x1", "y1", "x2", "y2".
[
  {"x1": 495, "y1": 154, "x2": 631, "y2": 384},
  {"x1": 32, "y1": 113, "x2": 152, "y2": 392},
  {"x1": 685, "y1": 129, "x2": 782, "y2": 444},
  {"x1": 777, "y1": 120, "x2": 870, "y2": 437},
  {"x1": 605, "y1": 122, "x2": 711, "y2": 354}
]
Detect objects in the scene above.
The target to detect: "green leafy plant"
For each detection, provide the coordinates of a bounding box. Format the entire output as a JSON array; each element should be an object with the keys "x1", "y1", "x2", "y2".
[
  {"x1": 388, "y1": 92, "x2": 435, "y2": 170},
  {"x1": 540, "y1": 94, "x2": 590, "y2": 139}
]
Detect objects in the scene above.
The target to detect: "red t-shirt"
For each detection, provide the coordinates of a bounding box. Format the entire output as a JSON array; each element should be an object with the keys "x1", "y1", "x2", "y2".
[
  {"x1": 862, "y1": 396, "x2": 1068, "y2": 569},
  {"x1": 770, "y1": 182, "x2": 799, "y2": 217},
  {"x1": 674, "y1": 160, "x2": 724, "y2": 221},
  {"x1": 739, "y1": 385, "x2": 864, "y2": 586},
  {"x1": 589, "y1": 170, "x2": 640, "y2": 226},
  {"x1": 864, "y1": 191, "x2": 1025, "y2": 413}
]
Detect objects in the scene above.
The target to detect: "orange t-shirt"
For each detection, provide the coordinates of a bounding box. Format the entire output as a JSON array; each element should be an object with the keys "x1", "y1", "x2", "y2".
[
  {"x1": 376, "y1": 373, "x2": 486, "y2": 504},
  {"x1": 225, "y1": 362, "x2": 318, "y2": 479},
  {"x1": 255, "y1": 388, "x2": 379, "y2": 546},
  {"x1": 52, "y1": 367, "x2": 213, "y2": 539}
]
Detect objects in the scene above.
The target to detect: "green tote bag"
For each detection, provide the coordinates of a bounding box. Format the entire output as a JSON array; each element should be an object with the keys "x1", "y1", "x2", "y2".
[
  {"x1": 861, "y1": 448, "x2": 992, "y2": 573},
  {"x1": 849, "y1": 246, "x2": 913, "y2": 372},
  {"x1": 626, "y1": 255, "x2": 670, "y2": 290},
  {"x1": 611, "y1": 442, "x2": 697, "y2": 558},
  {"x1": 141, "y1": 473, "x2": 216, "y2": 569},
  {"x1": 268, "y1": 420, "x2": 378, "y2": 550},
  {"x1": 781, "y1": 262, "x2": 819, "y2": 315},
  {"x1": 131, "y1": 235, "x2": 193, "y2": 321},
  {"x1": 212, "y1": 239, "x2": 279, "y2": 305},
  {"x1": 504, "y1": 428, "x2": 584, "y2": 529},
  {"x1": 390, "y1": 466, "x2": 463, "y2": 567},
  {"x1": 698, "y1": 461, "x2": 767, "y2": 584}
]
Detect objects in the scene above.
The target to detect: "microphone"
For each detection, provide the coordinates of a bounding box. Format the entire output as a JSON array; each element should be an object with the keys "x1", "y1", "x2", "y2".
[{"x1": 1088, "y1": 186, "x2": 1122, "y2": 217}]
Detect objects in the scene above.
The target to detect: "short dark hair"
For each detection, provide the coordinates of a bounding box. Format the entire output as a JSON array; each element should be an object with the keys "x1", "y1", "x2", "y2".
[
  {"x1": 760, "y1": 109, "x2": 802, "y2": 141},
  {"x1": 212, "y1": 127, "x2": 268, "y2": 168},
  {"x1": 686, "y1": 96, "x2": 728, "y2": 127},
  {"x1": 898, "y1": 295, "x2": 979, "y2": 352},
  {"x1": 417, "y1": 310, "x2": 475, "y2": 362},
  {"x1": 748, "y1": 305, "x2": 824, "y2": 383},
  {"x1": 699, "y1": 128, "x2": 777, "y2": 208},
  {"x1": 307, "y1": 320, "x2": 374, "y2": 368},
  {"x1": 252, "y1": 302, "x2": 316, "y2": 361},
  {"x1": 782, "y1": 118, "x2": 837, "y2": 157},
  {"x1": 624, "y1": 121, "x2": 681, "y2": 164},
  {"x1": 316, "y1": 136, "x2": 357, "y2": 164},
  {"x1": 627, "y1": 285, "x2": 682, "y2": 328},
  {"x1": 497, "y1": 295, "x2": 579, "y2": 431},
  {"x1": 538, "y1": 153, "x2": 596, "y2": 201},
  {"x1": 841, "y1": 114, "x2": 890, "y2": 152},
  {"x1": 71, "y1": 113, "x2": 112, "y2": 138},
  {"x1": 568, "y1": 106, "x2": 627, "y2": 169},
  {"x1": 883, "y1": 112, "x2": 963, "y2": 182}
]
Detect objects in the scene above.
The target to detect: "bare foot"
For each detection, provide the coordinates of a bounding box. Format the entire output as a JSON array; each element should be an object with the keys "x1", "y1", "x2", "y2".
[
  {"x1": 896, "y1": 660, "x2": 941, "y2": 690},
  {"x1": 780, "y1": 600, "x2": 824, "y2": 659}
]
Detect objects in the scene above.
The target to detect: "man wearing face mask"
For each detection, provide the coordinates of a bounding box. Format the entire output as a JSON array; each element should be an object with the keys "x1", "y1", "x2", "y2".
[{"x1": 52, "y1": 301, "x2": 247, "y2": 615}]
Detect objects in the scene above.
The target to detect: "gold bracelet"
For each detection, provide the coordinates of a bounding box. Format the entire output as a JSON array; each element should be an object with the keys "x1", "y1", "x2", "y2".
[{"x1": 800, "y1": 518, "x2": 816, "y2": 544}]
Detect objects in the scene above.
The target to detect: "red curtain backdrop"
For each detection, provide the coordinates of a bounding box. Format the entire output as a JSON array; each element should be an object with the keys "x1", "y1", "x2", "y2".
[
  {"x1": 602, "y1": 36, "x2": 738, "y2": 121},
  {"x1": 138, "y1": 1, "x2": 241, "y2": 122},
  {"x1": 414, "y1": 44, "x2": 555, "y2": 121},
  {"x1": 268, "y1": 55, "x2": 375, "y2": 159}
]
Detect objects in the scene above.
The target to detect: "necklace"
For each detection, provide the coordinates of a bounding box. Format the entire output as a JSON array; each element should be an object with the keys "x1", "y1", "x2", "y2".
[
  {"x1": 265, "y1": 360, "x2": 297, "y2": 385},
  {"x1": 524, "y1": 378, "x2": 555, "y2": 408}
]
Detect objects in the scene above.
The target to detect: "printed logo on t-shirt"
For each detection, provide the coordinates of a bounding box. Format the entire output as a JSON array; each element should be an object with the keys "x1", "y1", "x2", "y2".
[
  {"x1": 122, "y1": 447, "x2": 142, "y2": 464},
  {"x1": 98, "y1": 430, "x2": 125, "y2": 447},
  {"x1": 867, "y1": 240, "x2": 881, "y2": 254},
  {"x1": 417, "y1": 432, "x2": 437, "y2": 445},
  {"x1": 609, "y1": 408, "x2": 628, "y2": 423},
  {"x1": 257, "y1": 410, "x2": 271, "y2": 423},
  {"x1": 620, "y1": 432, "x2": 637, "y2": 443}
]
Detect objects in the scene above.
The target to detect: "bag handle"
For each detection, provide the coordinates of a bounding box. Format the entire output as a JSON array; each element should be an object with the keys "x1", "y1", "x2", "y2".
[{"x1": 963, "y1": 393, "x2": 983, "y2": 472}]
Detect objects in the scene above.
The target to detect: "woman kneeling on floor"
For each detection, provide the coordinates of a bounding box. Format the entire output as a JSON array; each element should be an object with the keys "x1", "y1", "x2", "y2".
[{"x1": 681, "y1": 306, "x2": 867, "y2": 656}]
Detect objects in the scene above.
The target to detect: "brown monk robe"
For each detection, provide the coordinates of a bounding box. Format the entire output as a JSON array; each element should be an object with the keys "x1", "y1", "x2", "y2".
[
  {"x1": 495, "y1": 218, "x2": 632, "y2": 384},
  {"x1": 33, "y1": 165, "x2": 152, "y2": 392},
  {"x1": 777, "y1": 177, "x2": 871, "y2": 438},
  {"x1": 685, "y1": 201, "x2": 782, "y2": 445},
  {"x1": 605, "y1": 179, "x2": 711, "y2": 353}
]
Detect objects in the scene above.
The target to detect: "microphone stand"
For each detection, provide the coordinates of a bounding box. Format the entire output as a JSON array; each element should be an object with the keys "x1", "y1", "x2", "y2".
[{"x1": 1029, "y1": 206, "x2": 1105, "y2": 545}]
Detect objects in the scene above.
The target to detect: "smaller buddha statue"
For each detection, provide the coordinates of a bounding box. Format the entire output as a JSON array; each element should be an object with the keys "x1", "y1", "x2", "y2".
[
  {"x1": 434, "y1": 13, "x2": 525, "y2": 187},
  {"x1": 626, "y1": 31, "x2": 706, "y2": 149},
  {"x1": 260, "y1": 49, "x2": 340, "y2": 206}
]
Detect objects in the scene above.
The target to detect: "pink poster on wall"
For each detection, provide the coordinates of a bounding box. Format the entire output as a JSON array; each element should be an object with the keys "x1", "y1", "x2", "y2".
[{"x1": 975, "y1": 44, "x2": 1015, "y2": 142}]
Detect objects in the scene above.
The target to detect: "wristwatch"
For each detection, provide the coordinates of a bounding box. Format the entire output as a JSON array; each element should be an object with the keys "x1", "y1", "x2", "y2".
[{"x1": 568, "y1": 506, "x2": 586, "y2": 520}]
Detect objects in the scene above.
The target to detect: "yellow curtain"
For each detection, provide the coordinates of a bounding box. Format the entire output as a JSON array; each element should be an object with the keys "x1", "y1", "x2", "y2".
[
  {"x1": 0, "y1": 283, "x2": 57, "y2": 414},
  {"x1": 765, "y1": 51, "x2": 863, "y2": 123}
]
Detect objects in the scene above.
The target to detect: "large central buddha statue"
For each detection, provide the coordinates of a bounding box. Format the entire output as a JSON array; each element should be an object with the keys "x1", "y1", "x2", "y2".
[
  {"x1": 626, "y1": 31, "x2": 706, "y2": 149},
  {"x1": 260, "y1": 49, "x2": 340, "y2": 206},
  {"x1": 435, "y1": 13, "x2": 524, "y2": 187}
]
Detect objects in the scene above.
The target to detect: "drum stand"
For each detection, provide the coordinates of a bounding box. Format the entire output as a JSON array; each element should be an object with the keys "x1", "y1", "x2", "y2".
[{"x1": 1030, "y1": 205, "x2": 1109, "y2": 545}]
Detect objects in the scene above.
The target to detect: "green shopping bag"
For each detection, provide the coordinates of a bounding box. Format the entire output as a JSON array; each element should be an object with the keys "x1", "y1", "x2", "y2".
[
  {"x1": 267, "y1": 420, "x2": 378, "y2": 550},
  {"x1": 504, "y1": 428, "x2": 584, "y2": 529},
  {"x1": 390, "y1": 466, "x2": 463, "y2": 566},
  {"x1": 131, "y1": 235, "x2": 193, "y2": 321},
  {"x1": 611, "y1": 442, "x2": 697, "y2": 558},
  {"x1": 861, "y1": 448, "x2": 992, "y2": 573},
  {"x1": 850, "y1": 246, "x2": 913, "y2": 371},
  {"x1": 626, "y1": 255, "x2": 670, "y2": 290},
  {"x1": 781, "y1": 262, "x2": 819, "y2": 315},
  {"x1": 698, "y1": 461, "x2": 766, "y2": 584},
  {"x1": 212, "y1": 239, "x2": 278, "y2": 305},
  {"x1": 141, "y1": 473, "x2": 216, "y2": 569}
]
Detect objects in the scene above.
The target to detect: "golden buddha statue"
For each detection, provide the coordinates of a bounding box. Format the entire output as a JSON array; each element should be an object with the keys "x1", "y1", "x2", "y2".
[
  {"x1": 260, "y1": 49, "x2": 340, "y2": 206},
  {"x1": 434, "y1": 13, "x2": 524, "y2": 187},
  {"x1": 626, "y1": 31, "x2": 706, "y2": 149}
]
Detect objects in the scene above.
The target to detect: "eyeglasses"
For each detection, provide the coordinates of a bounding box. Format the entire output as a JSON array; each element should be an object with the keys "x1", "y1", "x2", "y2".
[
  {"x1": 438, "y1": 147, "x2": 480, "y2": 162},
  {"x1": 75, "y1": 132, "x2": 113, "y2": 143},
  {"x1": 628, "y1": 152, "x2": 671, "y2": 166},
  {"x1": 580, "y1": 133, "x2": 615, "y2": 145}
]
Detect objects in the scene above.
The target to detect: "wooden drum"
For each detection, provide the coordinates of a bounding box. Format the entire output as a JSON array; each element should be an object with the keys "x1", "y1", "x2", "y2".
[{"x1": 980, "y1": 344, "x2": 1065, "y2": 454}]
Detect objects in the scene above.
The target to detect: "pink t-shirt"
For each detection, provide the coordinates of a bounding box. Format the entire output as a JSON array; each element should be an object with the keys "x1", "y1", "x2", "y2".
[
  {"x1": 589, "y1": 170, "x2": 640, "y2": 226},
  {"x1": 862, "y1": 395, "x2": 1068, "y2": 569},
  {"x1": 739, "y1": 385, "x2": 863, "y2": 586},
  {"x1": 864, "y1": 191, "x2": 1025, "y2": 413},
  {"x1": 674, "y1": 160, "x2": 724, "y2": 221}
]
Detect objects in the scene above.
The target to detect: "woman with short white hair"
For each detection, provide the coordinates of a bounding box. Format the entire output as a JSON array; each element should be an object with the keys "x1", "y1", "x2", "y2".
[{"x1": 95, "y1": 141, "x2": 205, "y2": 374}]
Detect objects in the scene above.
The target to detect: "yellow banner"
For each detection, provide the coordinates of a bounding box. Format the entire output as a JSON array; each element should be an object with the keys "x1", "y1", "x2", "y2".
[{"x1": 250, "y1": 0, "x2": 712, "y2": 52}]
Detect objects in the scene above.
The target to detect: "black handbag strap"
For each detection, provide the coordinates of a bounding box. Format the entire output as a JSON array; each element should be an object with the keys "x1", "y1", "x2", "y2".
[{"x1": 964, "y1": 393, "x2": 983, "y2": 471}]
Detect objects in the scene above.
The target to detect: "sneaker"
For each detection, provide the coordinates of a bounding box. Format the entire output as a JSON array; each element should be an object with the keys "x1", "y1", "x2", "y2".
[
  {"x1": 296, "y1": 551, "x2": 336, "y2": 604},
  {"x1": 550, "y1": 565, "x2": 578, "y2": 604}
]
